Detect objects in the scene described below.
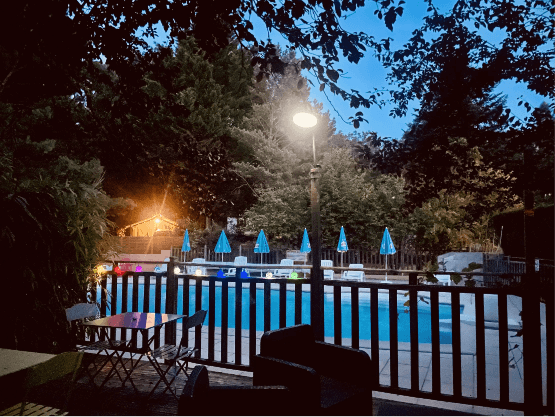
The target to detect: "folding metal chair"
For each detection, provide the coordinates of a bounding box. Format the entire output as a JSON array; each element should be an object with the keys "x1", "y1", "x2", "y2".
[
  {"x1": 146, "y1": 309, "x2": 207, "y2": 398},
  {"x1": 65, "y1": 303, "x2": 126, "y2": 385},
  {"x1": 0, "y1": 351, "x2": 83, "y2": 416}
]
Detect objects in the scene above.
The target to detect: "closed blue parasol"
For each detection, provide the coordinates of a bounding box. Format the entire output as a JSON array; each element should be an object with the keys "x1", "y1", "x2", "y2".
[
  {"x1": 215, "y1": 230, "x2": 231, "y2": 262},
  {"x1": 254, "y1": 229, "x2": 270, "y2": 264},
  {"x1": 380, "y1": 227, "x2": 396, "y2": 282},
  {"x1": 181, "y1": 229, "x2": 191, "y2": 261},
  {"x1": 337, "y1": 226, "x2": 349, "y2": 268},
  {"x1": 300, "y1": 228, "x2": 311, "y2": 253}
]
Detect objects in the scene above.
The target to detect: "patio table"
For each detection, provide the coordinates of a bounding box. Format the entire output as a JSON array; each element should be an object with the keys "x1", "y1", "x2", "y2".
[
  {"x1": 0, "y1": 348, "x2": 55, "y2": 378},
  {"x1": 82, "y1": 312, "x2": 186, "y2": 397}
]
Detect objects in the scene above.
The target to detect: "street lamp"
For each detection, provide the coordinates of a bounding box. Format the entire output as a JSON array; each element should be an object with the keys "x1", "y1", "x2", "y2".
[{"x1": 293, "y1": 111, "x2": 324, "y2": 341}]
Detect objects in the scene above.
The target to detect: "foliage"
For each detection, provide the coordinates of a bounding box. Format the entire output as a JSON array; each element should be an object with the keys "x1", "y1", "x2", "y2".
[
  {"x1": 0, "y1": 0, "x2": 406, "y2": 129},
  {"x1": 2, "y1": 0, "x2": 552, "y2": 131},
  {"x1": 384, "y1": 0, "x2": 554, "y2": 118},
  {"x1": 244, "y1": 146, "x2": 408, "y2": 248},
  {"x1": 0, "y1": 139, "x2": 118, "y2": 353},
  {"x1": 408, "y1": 177, "x2": 519, "y2": 258},
  {"x1": 1, "y1": 38, "x2": 255, "y2": 227}
]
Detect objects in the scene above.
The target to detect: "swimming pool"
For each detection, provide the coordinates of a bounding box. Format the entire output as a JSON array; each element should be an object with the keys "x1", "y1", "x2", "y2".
[{"x1": 97, "y1": 280, "x2": 459, "y2": 344}]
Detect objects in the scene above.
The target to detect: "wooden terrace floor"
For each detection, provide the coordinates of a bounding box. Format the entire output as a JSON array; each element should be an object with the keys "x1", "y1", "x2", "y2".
[{"x1": 60, "y1": 356, "x2": 481, "y2": 416}]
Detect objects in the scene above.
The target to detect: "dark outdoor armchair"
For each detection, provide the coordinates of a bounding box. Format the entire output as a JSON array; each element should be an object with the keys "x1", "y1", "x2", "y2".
[{"x1": 253, "y1": 324, "x2": 374, "y2": 415}]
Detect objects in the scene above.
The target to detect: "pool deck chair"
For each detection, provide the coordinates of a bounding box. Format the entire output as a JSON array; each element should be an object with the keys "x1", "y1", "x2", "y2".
[
  {"x1": 226, "y1": 256, "x2": 249, "y2": 277},
  {"x1": 147, "y1": 309, "x2": 208, "y2": 399},
  {"x1": 187, "y1": 258, "x2": 207, "y2": 276},
  {"x1": 435, "y1": 274, "x2": 451, "y2": 286},
  {"x1": 342, "y1": 264, "x2": 365, "y2": 281},
  {"x1": 0, "y1": 351, "x2": 84, "y2": 416},
  {"x1": 273, "y1": 259, "x2": 294, "y2": 278},
  {"x1": 155, "y1": 257, "x2": 170, "y2": 273},
  {"x1": 65, "y1": 303, "x2": 126, "y2": 386},
  {"x1": 322, "y1": 260, "x2": 334, "y2": 280}
]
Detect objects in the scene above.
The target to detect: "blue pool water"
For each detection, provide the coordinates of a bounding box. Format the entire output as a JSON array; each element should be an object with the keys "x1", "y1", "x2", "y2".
[{"x1": 96, "y1": 281, "x2": 458, "y2": 344}]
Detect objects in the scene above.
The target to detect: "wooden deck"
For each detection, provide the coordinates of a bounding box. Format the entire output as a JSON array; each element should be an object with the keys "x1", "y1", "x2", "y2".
[{"x1": 61, "y1": 355, "x2": 479, "y2": 416}]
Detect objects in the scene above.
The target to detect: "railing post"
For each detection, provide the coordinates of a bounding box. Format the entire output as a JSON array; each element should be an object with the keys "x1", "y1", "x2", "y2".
[
  {"x1": 409, "y1": 272, "x2": 418, "y2": 286},
  {"x1": 310, "y1": 166, "x2": 324, "y2": 341},
  {"x1": 166, "y1": 256, "x2": 178, "y2": 345},
  {"x1": 522, "y1": 145, "x2": 543, "y2": 415}
]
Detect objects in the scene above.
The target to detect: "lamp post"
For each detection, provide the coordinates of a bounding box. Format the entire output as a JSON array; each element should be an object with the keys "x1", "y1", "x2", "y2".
[{"x1": 293, "y1": 112, "x2": 324, "y2": 341}]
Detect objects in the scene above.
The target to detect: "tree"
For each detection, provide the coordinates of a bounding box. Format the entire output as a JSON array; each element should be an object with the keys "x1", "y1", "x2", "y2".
[
  {"x1": 245, "y1": 146, "x2": 408, "y2": 248},
  {"x1": 2, "y1": 38, "x2": 255, "y2": 227},
  {"x1": 385, "y1": 0, "x2": 554, "y2": 118},
  {"x1": 1, "y1": 0, "x2": 407, "y2": 128},
  {"x1": 0, "y1": 139, "x2": 120, "y2": 352}
]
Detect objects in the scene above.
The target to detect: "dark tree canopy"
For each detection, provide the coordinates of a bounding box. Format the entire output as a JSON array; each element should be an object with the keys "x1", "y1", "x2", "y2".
[{"x1": 385, "y1": 0, "x2": 554, "y2": 118}]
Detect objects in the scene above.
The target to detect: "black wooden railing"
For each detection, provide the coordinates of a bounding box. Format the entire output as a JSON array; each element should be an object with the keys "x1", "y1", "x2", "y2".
[{"x1": 91, "y1": 260, "x2": 552, "y2": 415}]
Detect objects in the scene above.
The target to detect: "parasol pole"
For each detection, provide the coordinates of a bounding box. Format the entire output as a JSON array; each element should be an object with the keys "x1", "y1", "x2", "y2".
[{"x1": 385, "y1": 254, "x2": 388, "y2": 282}]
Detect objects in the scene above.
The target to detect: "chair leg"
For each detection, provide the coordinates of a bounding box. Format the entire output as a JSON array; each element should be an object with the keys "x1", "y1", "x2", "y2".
[
  {"x1": 81, "y1": 349, "x2": 125, "y2": 386},
  {"x1": 158, "y1": 361, "x2": 189, "y2": 396},
  {"x1": 146, "y1": 357, "x2": 180, "y2": 399}
]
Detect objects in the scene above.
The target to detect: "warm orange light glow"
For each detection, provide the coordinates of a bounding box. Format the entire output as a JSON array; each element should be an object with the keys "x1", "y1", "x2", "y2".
[{"x1": 155, "y1": 218, "x2": 161, "y2": 223}]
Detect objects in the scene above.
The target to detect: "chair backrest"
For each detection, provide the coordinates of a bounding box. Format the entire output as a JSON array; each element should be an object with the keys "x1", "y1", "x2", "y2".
[
  {"x1": 321, "y1": 260, "x2": 334, "y2": 279},
  {"x1": 185, "y1": 309, "x2": 208, "y2": 331},
  {"x1": 343, "y1": 264, "x2": 364, "y2": 281},
  {"x1": 65, "y1": 303, "x2": 100, "y2": 323},
  {"x1": 435, "y1": 274, "x2": 451, "y2": 285},
  {"x1": 274, "y1": 259, "x2": 294, "y2": 277},
  {"x1": 188, "y1": 258, "x2": 206, "y2": 275},
  {"x1": 20, "y1": 351, "x2": 84, "y2": 414},
  {"x1": 178, "y1": 310, "x2": 207, "y2": 354},
  {"x1": 157, "y1": 257, "x2": 170, "y2": 272},
  {"x1": 234, "y1": 256, "x2": 248, "y2": 266},
  {"x1": 259, "y1": 324, "x2": 315, "y2": 368}
]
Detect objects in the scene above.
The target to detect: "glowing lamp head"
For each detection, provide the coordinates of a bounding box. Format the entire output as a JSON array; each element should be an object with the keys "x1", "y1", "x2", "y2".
[
  {"x1": 174, "y1": 267, "x2": 181, "y2": 274},
  {"x1": 135, "y1": 265, "x2": 143, "y2": 272},
  {"x1": 195, "y1": 268, "x2": 202, "y2": 276},
  {"x1": 290, "y1": 272, "x2": 299, "y2": 279},
  {"x1": 293, "y1": 112, "x2": 317, "y2": 128},
  {"x1": 266, "y1": 272, "x2": 273, "y2": 279},
  {"x1": 96, "y1": 265, "x2": 105, "y2": 274},
  {"x1": 155, "y1": 218, "x2": 161, "y2": 223}
]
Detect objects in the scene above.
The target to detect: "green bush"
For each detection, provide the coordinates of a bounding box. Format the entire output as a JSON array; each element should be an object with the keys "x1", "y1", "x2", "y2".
[{"x1": 1, "y1": 139, "x2": 116, "y2": 353}]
